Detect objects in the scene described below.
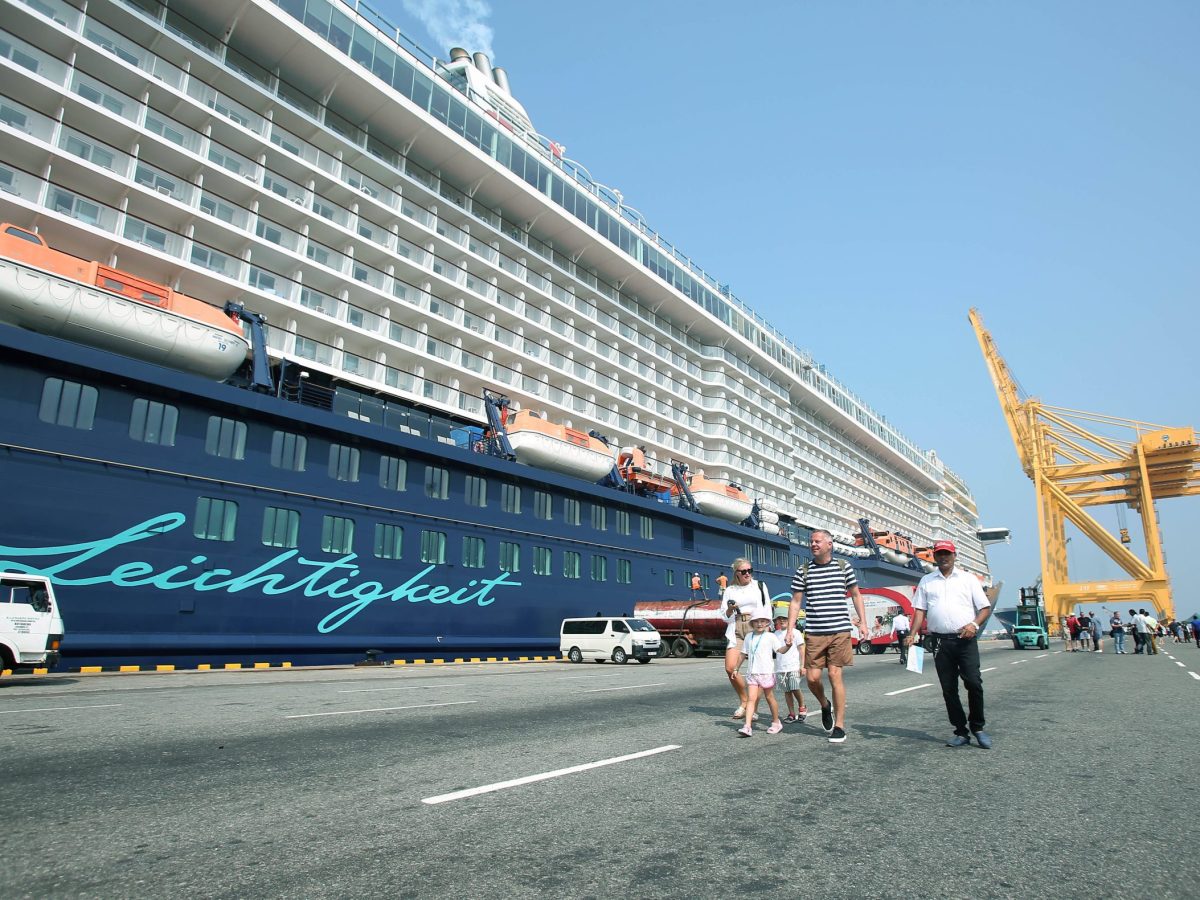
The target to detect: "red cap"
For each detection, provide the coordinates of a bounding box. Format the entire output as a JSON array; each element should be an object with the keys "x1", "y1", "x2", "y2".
[{"x1": 932, "y1": 540, "x2": 957, "y2": 554}]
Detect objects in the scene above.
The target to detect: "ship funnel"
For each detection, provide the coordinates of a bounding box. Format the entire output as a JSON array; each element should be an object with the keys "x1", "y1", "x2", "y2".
[
  {"x1": 449, "y1": 47, "x2": 470, "y2": 63},
  {"x1": 472, "y1": 51, "x2": 490, "y2": 74},
  {"x1": 492, "y1": 66, "x2": 511, "y2": 93}
]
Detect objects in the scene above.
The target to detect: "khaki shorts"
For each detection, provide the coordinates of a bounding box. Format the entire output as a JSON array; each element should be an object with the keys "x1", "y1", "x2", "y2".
[
  {"x1": 735, "y1": 614, "x2": 752, "y2": 641},
  {"x1": 805, "y1": 632, "x2": 853, "y2": 669}
]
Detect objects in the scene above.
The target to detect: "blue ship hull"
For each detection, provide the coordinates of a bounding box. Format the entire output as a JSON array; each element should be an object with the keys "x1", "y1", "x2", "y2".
[{"x1": 0, "y1": 325, "x2": 922, "y2": 668}]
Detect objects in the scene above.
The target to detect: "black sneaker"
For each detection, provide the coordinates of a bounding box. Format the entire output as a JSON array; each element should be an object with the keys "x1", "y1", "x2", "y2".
[
  {"x1": 820, "y1": 704, "x2": 834, "y2": 734},
  {"x1": 828, "y1": 726, "x2": 846, "y2": 743}
]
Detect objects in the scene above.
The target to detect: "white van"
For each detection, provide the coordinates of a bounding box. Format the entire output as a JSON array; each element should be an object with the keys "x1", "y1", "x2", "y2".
[
  {"x1": 560, "y1": 616, "x2": 661, "y2": 664},
  {"x1": 0, "y1": 573, "x2": 65, "y2": 673}
]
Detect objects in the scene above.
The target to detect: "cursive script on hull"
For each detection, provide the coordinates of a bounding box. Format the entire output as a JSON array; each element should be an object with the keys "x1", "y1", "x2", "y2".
[{"x1": 0, "y1": 513, "x2": 522, "y2": 632}]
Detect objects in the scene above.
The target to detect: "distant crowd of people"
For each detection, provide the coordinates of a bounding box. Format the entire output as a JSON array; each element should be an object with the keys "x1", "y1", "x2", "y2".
[{"x1": 1061, "y1": 609, "x2": 1200, "y2": 654}]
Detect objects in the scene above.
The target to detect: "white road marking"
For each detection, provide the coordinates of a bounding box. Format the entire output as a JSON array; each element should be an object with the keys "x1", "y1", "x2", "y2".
[
  {"x1": 337, "y1": 683, "x2": 468, "y2": 693},
  {"x1": 1175, "y1": 661, "x2": 1186, "y2": 667},
  {"x1": 561, "y1": 674, "x2": 622, "y2": 680},
  {"x1": 1189, "y1": 672, "x2": 1200, "y2": 681},
  {"x1": 885, "y1": 683, "x2": 933, "y2": 696},
  {"x1": 0, "y1": 703, "x2": 123, "y2": 714},
  {"x1": 1010, "y1": 660, "x2": 1029, "y2": 665},
  {"x1": 1035, "y1": 654, "x2": 1049, "y2": 659},
  {"x1": 981, "y1": 667, "x2": 998, "y2": 673},
  {"x1": 422, "y1": 744, "x2": 681, "y2": 805},
  {"x1": 582, "y1": 682, "x2": 667, "y2": 693},
  {"x1": 1053, "y1": 650, "x2": 1063, "y2": 654},
  {"x1": 285, "y1": 700, "x2": 476, "y2": 719},
  {"x1": 1167, "y1": 655, "x2": 1175, "y2": 660}
]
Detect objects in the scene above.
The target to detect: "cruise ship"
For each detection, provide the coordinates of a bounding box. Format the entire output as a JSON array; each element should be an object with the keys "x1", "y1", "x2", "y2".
[{"x1": 0, "y1": 0, "x2": 992, "y2": 668}]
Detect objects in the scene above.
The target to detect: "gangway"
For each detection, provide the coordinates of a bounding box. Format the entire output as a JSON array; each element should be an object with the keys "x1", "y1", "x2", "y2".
[{"x1": 969, "y1": 308, "x2": 1199, "y2": 620}]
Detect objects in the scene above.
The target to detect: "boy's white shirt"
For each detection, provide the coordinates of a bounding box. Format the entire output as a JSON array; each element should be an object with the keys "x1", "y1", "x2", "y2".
[{"x1": 773, "y1": 627, "x2": 803, "y2": 673}]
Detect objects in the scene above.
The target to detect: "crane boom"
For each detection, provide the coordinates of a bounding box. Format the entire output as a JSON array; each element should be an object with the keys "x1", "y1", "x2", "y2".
[{"x1": 968, "y1": 308, "x2": 1199, "y2": 622}]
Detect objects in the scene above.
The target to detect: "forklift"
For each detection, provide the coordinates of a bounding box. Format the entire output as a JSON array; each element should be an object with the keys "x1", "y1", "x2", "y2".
[{"x1": 1011, "y1": 585, "x2": 1049, "y2": 650}]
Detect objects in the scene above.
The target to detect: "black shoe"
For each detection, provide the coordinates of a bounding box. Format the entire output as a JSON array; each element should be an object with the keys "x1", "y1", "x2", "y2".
[
  {"x1": 946, "y1": 734, "x2": 971, "y2": 747},
  {"x1": 828, "y1": 726, "x2": 846, "y2": 743},
  {"x1": 820, "y1": 704, "x2": 834, "y2": 734}
]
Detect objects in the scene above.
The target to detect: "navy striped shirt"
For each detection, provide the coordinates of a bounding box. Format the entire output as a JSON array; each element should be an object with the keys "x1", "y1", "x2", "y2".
[{"x1": 792, "y1": 560, "x2": 857, "y2": 634}]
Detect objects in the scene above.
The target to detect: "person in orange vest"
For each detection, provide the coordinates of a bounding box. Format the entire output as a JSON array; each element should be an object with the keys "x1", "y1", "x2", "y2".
[
  {"x1": 691, "y1": 572, "x2": 705, "y2": 599},
  {"x1": 716, "y1": 571, "x2": 729, "y2": 597}
]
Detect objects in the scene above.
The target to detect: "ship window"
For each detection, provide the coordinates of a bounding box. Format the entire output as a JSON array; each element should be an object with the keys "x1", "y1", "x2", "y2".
[
  {"x1": 639, "y1": 516, "x2": 653, "y2": 540},
  {"x1": 500, "y1": 483, "x2": 521, "y2": 513},
  {"x1": 533, "y1": 490, "x2": 552, "y2": 520},
  {"x1": 262, "y1": 507, "x2": 299, "y2": 549},
  {"x1": 591, "y1": 555, "x2": 608, "y2": 582},
  {"x1": 563, "y1": 498, "x2": 580, "y2": 526},
  {"x1": 39, "y1": 378, "x2": 97, "y2": 430},
  {"x1": 129, "y1": 398, "x2": 177, "y2": 446},
  {"x1": 462, "y1": 536, "x2": 486, "y2": 568},
  {"x1": 532, "y1": 546, "x2": 552, "y2": 576},
  {"x1": 328, "y1": 444, "x2": 360, "y2": 482},
  {"x1": 681, "y1": 527, "x2": 694, "y2": 551},
  {"x1": 271, "y1": 431, "x2": 307, "y2": 471},
  {"x1": 563, "y1": 551, "x2": 581, "y2": 580},
  {"x1": 758, "y1": 545, "x2": 768, "y2": 564},
  {"x1": 617, "y1": 559, "x2": 632, "y2": 584},
  {"x1": 665, "y1": 570, "x2": 675, "y2": 587},
  {"x1": 465, "y1": 476, "x2": 488, "y2": 508},
  {"x1": 424, "y1": 465, "x2": 449, "y2": 499},
  {"x1": 616, "y1": 510, "x2": 630, "y2": 536},
  {"x1": 205, "y1": 416, "x2": 246, "y2": 459},
  {"x1": 420, "y1": 530, "x2": 446, "y2": 564},
  {"x1": 499, "y1": 541, "x2": 520, "y2": 573},
  {"x1": 194, "y1": 497, "x2": 237, "y2": 541},
  {"x1": 379, "y1": 455, "x2": 407, "y2": 491},
  {"x1": 374, "y1": 524, "x2": 403, "y2": 560},
  {"x1": 321, "y1": 515, "x2": 354, "y2": 554},
  {"x1": 591, "y1": 506, "x2": 607, "y2": 531}
]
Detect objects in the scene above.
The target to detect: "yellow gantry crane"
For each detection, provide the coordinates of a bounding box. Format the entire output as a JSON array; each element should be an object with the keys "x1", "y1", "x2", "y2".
[{"x1": 969, "y1": 308, "x2": 1199, "y2": 621}]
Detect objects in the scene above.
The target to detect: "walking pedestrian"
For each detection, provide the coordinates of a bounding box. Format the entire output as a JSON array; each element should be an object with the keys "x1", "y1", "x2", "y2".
[
  {"x1": 1143, "y1": 610, "x2": 1160, "y2": 654},
  {"x1": 1077, "y1": 613, "x2": 1092, "y2": 651},
  {"x1": 1192, "y1": 619, "x2": 1200, "y2": 648},
  {"x1": 721, "y1": 558, "x2": 773, "y2": 718},
  {"x1": 892, "y1": 609, "x2": 912, "y2": 665},
  {"x1": 906, "y1": 540, "x2": 993, "y2": 749},
  {"x1": 716, "y1": 571, "x2": 728, "y2": 598},
  {"x1": 1091, "y1": 614, "x2": 1103, "y2": 653},
  {"x1": 773, "y1": 615, "x2": 807, "y2": 723},
  {"x1": 785, "y1": 529, "x2": 868, "y2": 744},
  {"x1": 691, "y1": 572, "x2": 705, "y2": 600},
  {"x1": 1066, "y1": 614, "x2": 1080, "y2": 652},
  {"x1": 736, "y1": 612, "x2": 791, "y2": 737}
]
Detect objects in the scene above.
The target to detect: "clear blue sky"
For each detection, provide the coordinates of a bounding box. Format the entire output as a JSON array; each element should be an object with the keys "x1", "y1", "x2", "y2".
[{"x1": 385, "y1": 0, "x2": 1199, "y2": 617}]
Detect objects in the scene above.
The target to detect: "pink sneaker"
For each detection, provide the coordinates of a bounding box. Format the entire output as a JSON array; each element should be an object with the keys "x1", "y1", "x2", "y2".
[
  {"x1": 737, "y1": 725, "x2": 752, "y2": 737},
  {"x1": 766, "y1": 721, "x2": 783, "y2": 735}
]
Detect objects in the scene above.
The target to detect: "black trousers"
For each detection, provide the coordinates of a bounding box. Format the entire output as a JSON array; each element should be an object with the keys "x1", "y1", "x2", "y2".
[
  {"x1": 932, "y1": 634, "x2": 984, "y2": 736},
  {"x1": 895, "y1": 631, "x2": 910, "y2": 663}
]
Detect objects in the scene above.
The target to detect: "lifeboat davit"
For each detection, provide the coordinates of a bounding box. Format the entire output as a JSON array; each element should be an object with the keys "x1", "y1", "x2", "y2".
[
  {"x1": 0, "y1": 224, "x2": 248, "y2": 380},
  {"x1": 616, "y1": 446, "x2": 676, "y2": 495},
  {"x1": 505, "y1": 409, "x2": 616, "y2": 480},
  {"x1": 674, "y1": 471, "x2": 753, "y2": 523}
]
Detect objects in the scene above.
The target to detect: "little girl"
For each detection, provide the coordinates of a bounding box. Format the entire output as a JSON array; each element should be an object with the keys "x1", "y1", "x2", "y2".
[{"x1": 737, "y1": 612, "x2": 793, "y2": 737}]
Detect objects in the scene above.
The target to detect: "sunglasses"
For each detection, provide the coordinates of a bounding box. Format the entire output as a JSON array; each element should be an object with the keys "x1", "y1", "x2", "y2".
[{"x1": 736, "y1": 568, "x2": 752, "y2": 575}]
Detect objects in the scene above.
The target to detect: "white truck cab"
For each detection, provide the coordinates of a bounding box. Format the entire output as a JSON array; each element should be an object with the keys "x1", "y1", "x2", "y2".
[
  {"x1": 0, "y1": 573, "x2": 65, "y2": 672},
  {"x1": 560, "y1": 616, "x2": 661, "y2": 664}
]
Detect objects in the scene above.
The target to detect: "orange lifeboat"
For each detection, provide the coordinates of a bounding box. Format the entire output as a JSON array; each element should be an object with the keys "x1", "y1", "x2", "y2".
[
  {"x1": 674, "y1": 469, "x2": 753, "y2": 523},
  {"x1": 0, "y1": 223, "x2": 248, "y2": 379},
  {"x1": 505, "y1": 409, "x2": 617, "y2": 481}
]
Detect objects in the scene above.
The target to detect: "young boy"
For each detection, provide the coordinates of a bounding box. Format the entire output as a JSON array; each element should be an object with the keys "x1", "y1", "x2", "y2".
[
  {"x1": 737, "y1": 612, "x2": 793, "y2": 737},
  {"x1": 773, "y1": 614, "x2": 807, "y2": 723}
]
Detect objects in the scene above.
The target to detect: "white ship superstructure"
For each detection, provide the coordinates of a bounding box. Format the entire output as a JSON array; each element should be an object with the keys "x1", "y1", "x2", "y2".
[{"x1": 0, "y1": 0, "x2": 988, "y2": 575}]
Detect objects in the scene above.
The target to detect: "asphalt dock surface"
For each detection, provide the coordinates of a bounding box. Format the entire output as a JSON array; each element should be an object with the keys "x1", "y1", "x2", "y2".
[{"x1": 2, "y1": 641, "x2": 1196, "y2": 899}]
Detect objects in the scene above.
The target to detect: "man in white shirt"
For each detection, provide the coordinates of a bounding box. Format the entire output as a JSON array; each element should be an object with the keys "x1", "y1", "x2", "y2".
[
  {"x1": 891, "y1": 611, "x2": 912, "y2": 665},
  {"x1": 906, "y1": 540, "x2": 993, "y2": 749}
]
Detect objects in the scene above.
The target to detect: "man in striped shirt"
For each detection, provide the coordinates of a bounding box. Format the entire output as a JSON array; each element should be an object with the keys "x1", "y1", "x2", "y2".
[{"x1": 785, "y1": 529, "x2": 868, "y2": 744}]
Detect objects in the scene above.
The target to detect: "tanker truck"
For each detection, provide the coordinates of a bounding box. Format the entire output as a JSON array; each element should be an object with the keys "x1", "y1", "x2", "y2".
[{"x1": 632, "y1": 599, "x2": 728, "y2": 658}]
